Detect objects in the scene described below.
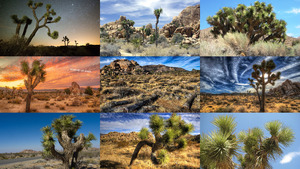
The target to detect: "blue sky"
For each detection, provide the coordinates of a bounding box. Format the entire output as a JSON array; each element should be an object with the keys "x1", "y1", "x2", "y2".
[
  {"x1": 201, "y1": 113, "x2": 300, "y2": 169},
  {"x1": 201, "y1": 0, "x2": 300, "y2": 38},
  {"x1": 100, "y1": 56, "x2": 200, "y2": 71},
  {"x1": 100, "y1": 0, "x2": 199, "y2": 27},
  {"x1": 200, "y1": 56, "x2": 300, "y2": 94},
  {"x1": 100, "y1": 113, "x2": 200, "y2": 135},
  {"x1": 0, "y1": 113, "x2": 100, "y2": 153}
]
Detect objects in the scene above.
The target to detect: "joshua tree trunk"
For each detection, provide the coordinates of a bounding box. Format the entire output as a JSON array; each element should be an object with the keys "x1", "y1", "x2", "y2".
[
  {"x1": 155, "y1": 18, "x2": 159, "y2": 47},
  {"x1": 16, "y1": 24, "x2": 22, "y2": 36},
  {"x1": 129, "y1": 140, "x2": 154, "y2": 166},
  {"x1": 25, "y1": 90, "x2": 32, "y2": 112},
  {"x1": 26, "y1": 27, "x2": 39, "y2": 46},
  {"x1": 261, "y1": 84, "x2": 266, "y2": 112},
  {"x1": 22, "y1": 23, "x2": 30, "y2": 38}
]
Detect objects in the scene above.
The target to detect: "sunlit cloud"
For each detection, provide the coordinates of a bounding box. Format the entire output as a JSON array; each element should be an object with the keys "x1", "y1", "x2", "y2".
[
  {"x1": 286, "y1": 8, "x2": 300, "y2": 14},
  {"x1": 280, "y1": 151, "x2": 300, "y2": 164}
]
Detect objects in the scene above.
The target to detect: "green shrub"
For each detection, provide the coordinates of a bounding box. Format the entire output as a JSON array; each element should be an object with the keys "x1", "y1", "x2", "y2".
[
  {"x1": 221, "y1": 33, "x2": 249, "y2": 55},
  {"x1": 249, "y1": 41, "x2": 286, "y2": 56},
  {"x1": 145, "y1": 28, "x2": 152, "y2": 36},
  {"x1": 292, "y1": 40, "x2": 300, "y2": 46},
  {"x1": 138, "y1": 127, "x2": 150, "y2": 140},
  {"x1": 150, "y1": 34, "x2": 158, "y2": 44},
  {"x1": 172, "y1": 33, "x2": 184, "y2": 44},
  {"x1": 294, "y1": 44, "x2": 300, "y2": 56},
  {"x1": 84, "y1": 86, "x2": 93, "y2": 96},
  {"x1": 177, "y1": 138, "x2": 187, "y2": 149},
  {"x1": 157, "y1": 149, "x2": 169, "y2": 164}
]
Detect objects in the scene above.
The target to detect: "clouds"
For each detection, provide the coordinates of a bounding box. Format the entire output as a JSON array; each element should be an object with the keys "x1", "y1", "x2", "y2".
[
  {"x1": 100, "y1": 113, "x2": 200, "y2": 134},
  {"x1": 100, "y1": 56, "x2": 200, "y2": 71},
  {"x1": 280, "y1": 151, "x2": 300, "y2": 164},
  {"x1": 286, "y1": 8, "x2": 300, "y2": 14},
  {"x1": 200, "y1": 57, "x2": 300, "y2": 94},
  {"x1": 100, "y1": 0, "x2": 199, "y2": 27}
]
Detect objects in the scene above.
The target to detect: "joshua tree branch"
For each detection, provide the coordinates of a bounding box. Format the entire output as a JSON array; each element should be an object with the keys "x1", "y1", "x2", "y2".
[{"x1": 129, "y1": 140, "x2": 154, "y2": 166}]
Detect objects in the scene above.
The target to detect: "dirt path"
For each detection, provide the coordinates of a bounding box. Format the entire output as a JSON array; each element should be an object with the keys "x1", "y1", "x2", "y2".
[{"x1": 119, "y1": 49, "x2": 133, "y2": 56}]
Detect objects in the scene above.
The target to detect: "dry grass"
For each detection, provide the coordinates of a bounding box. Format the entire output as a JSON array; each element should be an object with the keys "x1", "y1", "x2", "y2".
[
  {"x1": 201, "y1": 94, "x2": 300, "y2": 113},
  {"x1": 100, "y1": 141, "x2": 200, "y2": 169},
  {"x1": 100, "y1": 72, "x2": 200, "y2": 113},
  {"x1": 0, "y1": 91, "x2": 100, "y2": 113}
]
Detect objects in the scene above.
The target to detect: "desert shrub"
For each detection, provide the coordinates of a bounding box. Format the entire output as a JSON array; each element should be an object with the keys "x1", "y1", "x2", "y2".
[
  {"x1": 84, "y1": 86, "x2": 93, "y2": 96},
  {"x1": 200, "y1": 40, "x2": 236, "y2": 56},
  {"x1": 172, "y1": 33, "x2": 184, "y2": 44},
  {"x1": 114, "y1": 87, "x2": 140, "y2": 97},
  {"x1": 294, "y1": 44, "x2": 300, "y2": 56},
  {"x1": 177, "y1": 138, "x2": 187, "y2": 149},
  {"x1": 238, "y1": 107, "x2": 246, "y2": 112},
  {"x1": 188, "y1": 77, "x2": 199, "y2": 83},
  {"x1": 110, "y1": 80, "x2": 127, "y2": 87},
  {"x1": 0, "y1": 36, "x2": 28, "y2": 55},
  {"x1": 100, "y1": 29, "x2": 109, "y2": 38},
  {"x1": 64, "y1": 88, "x2": 71, "y2": 95},
  {"x1": 117, "y1": 141, "x2": 130, "y2": 148},
  {"x1": 139, "y1": 127, "x2": 150, "y2": 140},
  {"x1": 59, "y1": 105, "x2": 65, "y2": 110},
  {"x1": 278, "y1": 106, "x2": 291, "y2": 112},
  {"x1": 9, "y1": 98, "x2": 22, "y2": 104},
  {"x1": 100, "y1": 43, "x2": 121, "y2": 56},
  {"x1": 45, "y1": 103, "x2": 50, "y2": 109},
  {"x1": 215, "y1": 106, "x2": 235, "y2": 112},
  {"x1": 34, "y1": 94, "x2": 50, "y2": 101},
  {"x1": 71, "y1": 98, "x2": 82, "y2": 106},
  {"x1": 221, "y1": 32, "x2": 249, "y2": 55},
  {"x1": 130, "y1": 33, "x2": 143, "y2": 48},
  {"x1": 145, "y1": 28, "x2": 152, "y2": 36},
  {"x1": 157, "y1": 35, "x2": 168, "y2": 44},
  {"x1": 149, "y1": 34, "x2": 158, "y2": 44},
  {"x1": 249, "y1": 41, "x2": 286, "y2": 56},
  {"x1": 157, "y1": 149, "x2": 169, "y2": 164},
  {"x1": 292, "y1": 40, "x2": 300, "y2": 46}
]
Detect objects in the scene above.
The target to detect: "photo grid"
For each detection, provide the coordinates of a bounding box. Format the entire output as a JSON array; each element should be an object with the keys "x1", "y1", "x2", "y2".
[{"x1": 1, "y1": 0, "x2": 299, "y2": 168}]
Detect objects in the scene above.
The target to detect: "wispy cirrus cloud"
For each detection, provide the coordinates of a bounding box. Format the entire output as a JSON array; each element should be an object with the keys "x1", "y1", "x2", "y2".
[{"x1": 280, "y1": 151, "x2": 300, "y2": 164}]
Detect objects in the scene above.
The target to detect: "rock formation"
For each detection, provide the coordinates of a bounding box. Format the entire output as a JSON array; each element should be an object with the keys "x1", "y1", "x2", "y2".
[
  {"x1": 100, "y1": 59, "x2": 187, "y2": 76},
  {"x1": 70, "y1": 82, "x2": 81, "y2": 95},
  {"x1": 268, "y1": 79, "x2": 300, "y2": 96},
  {"x1": 160, "y1": 4, "x2": 200, "y2": 40}
]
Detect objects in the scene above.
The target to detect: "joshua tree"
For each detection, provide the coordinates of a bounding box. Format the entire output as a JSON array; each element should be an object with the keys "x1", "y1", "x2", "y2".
[
  {"x1": 248, "y1": 60, "x2": 280, "y2": 112},
  {"x1": 129, "y1": 113, "x2": 194, "y2": 166},
  {"x1": 10, "y1": 15, "x2": 26, "y2": 36},
  {"x1": 207, "y1": 1, "x2": 287, "y2": 44},
  {"x1": 62, "y1": 36, "x2": 70, "y2": 46},
  {"x1": 121, "y1": 19, "x2": 135, "y2": 42},
  {"x1": 41, "y1": 115, "x2": 96, "y2": 169},
  {"x1": 154, "y1": 8, "x2": 163, "y2": 47},
  {"x1": 238, "y1": 121, "x2": 294, "y2": 169},
  {"x1": 25, "y1": 0, "x2": 61, "y2": 45},
  {"x1": 20, "y1": 60, "x2": 46, "y2": 112},
  {"x1": 201, "y1": 115, "x2": 239, "y2": 169},
  {"x1": 75, "y1": 40, "x2": 78, "y2": 46},
  {"x1": 139, "y1": 25, "x2": 146, "y2": 43},
  {"x1": 21, "y1": 16, "x2": 33, "y2": 38}
]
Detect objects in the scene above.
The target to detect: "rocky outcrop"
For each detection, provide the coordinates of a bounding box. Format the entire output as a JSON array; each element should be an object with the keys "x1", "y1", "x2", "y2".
[
  {"x1": 160, "y1": 4, "x2": 200, "y2": 39},
  {"x1": 70, "y1": 82, "x2": 81, "y2": 95},
  {"x1": 143, "y1": 64, "x2": 187, "y2": 73},
  {"x1": 100, "y1": 59, "x2": 188, "y2": 76},
  {"x1": 268, "y1": 79, "x2": 300, "y2": 96},
  {"x1": 101, "y1": 59, "x2": 143, "y2": 75},
  {"x1": 100, "y1": 16, "x2": 128, "y2": 39}
]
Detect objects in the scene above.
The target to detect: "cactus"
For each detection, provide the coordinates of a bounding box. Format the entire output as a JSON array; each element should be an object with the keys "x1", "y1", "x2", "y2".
[
  {"x1": 248, "y1": 60, "x2": 280, "y2": 112},
  {"x1": 121, "y1": 19, "x2": 135, "y2": 42},
  {"x1": 129, "y1": 113, "x2": 194, "y2": 166},
  {"x1": 62, "y1": 36, "x2": 70, "y2": 46},
  {"x1": 41, "y1": 115, "x2": 96, "y2": 169},
  {"x1": 21, "y1": 16, "x2": 32, "y2": 38},
  {"x1": 10, "y1": 15, "x2": 26, "y2": 36},
  {"x1": 207, "y1": 1, "x2": 287, "y2": 44},
  {"x1": 20, "y1": 60, "x2": 46, "y2": 112},
  {"x1": 154, "y1": 8, "x2": 163, "y2": 47},
  {"x1": 25, "y1": 0, "x2": 61, "y2": 45}
]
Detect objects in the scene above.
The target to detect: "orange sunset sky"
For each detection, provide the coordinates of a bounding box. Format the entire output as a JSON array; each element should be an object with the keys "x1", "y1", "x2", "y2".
[{"x1": 0, "y1": 57, "x2": 100, "y2": 90}]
